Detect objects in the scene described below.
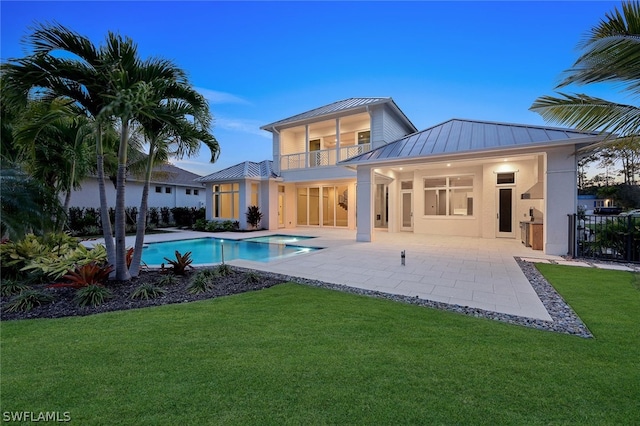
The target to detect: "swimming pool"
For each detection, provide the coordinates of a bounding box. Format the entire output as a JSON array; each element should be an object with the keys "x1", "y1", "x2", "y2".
[
  {"x1": 141, "y1": 237, "x2": 318, "y2": 266},
  {"x1": 241, "y1": 234, "x2": 316, "y2": 244}
]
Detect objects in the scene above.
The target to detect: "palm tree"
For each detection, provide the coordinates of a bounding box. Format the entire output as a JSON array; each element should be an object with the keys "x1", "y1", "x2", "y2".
[
  {"x1": 2, "y1": 23, "x2": 117, "y2": 266},
  {"x1": 128, "y1": 97, "x2": 219, "y2": 277},
  {"x1": 13, "y1": 100, "x2": 94, "y2": 229},
  {"x1": 530, "y1": 1, "x2": 640, "y2": 151}
]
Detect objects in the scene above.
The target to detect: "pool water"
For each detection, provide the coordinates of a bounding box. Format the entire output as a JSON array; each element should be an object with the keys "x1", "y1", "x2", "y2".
[
  {"x1": 142, "y1": 237, "x2": 317, "y2": 266},
  {"x1": 241, "y1": 234, "x2": 316, "y2": 244}
]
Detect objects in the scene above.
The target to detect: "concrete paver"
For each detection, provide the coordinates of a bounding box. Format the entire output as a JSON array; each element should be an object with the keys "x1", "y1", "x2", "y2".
[{"x1": 85, "y1": 227, "x2": 638, "y2": 322}]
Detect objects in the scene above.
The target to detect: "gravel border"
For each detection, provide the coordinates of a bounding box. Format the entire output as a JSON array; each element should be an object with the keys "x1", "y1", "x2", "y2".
[{"x1": 248, "y1": 258, "x2": 594, "y2": 339}]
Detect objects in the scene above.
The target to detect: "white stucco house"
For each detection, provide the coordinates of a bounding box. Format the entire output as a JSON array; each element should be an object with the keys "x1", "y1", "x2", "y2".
[
  {"x1": 67, "y1": 163, "x2": 206, "y2": 209},
  {"x1": 197, "y1": 97, "x2": 603, "y2": 255}
]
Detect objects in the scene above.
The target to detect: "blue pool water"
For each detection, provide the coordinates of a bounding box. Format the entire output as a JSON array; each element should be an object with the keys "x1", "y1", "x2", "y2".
[
  {"x1": 142, "y1": 237, "x2": 318, "y2": 266},
  {"x1": 241, "y1": 234, "x2": 316, "y2": 244}
]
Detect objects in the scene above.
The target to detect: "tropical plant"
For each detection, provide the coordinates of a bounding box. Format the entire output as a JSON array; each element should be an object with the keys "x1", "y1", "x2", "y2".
[
  {"x1": 74, "y1": 284, "x2": 112, "y2": 307},
  {"x1": 530, "y1": 1, "x2": 640, "y2": 153},
  {"x1": 246, "y1": 205, "x2": 263, "y2": 229},
  {"x1": 49, "y1": 262, "x2": 113, "y2": 289},
  {"x1": 0, "y1": 164, "x2": 63, "y2": 240},
  {"x1": 242, "y1": 271, "x2": 262, "y2": 284},
  {"x1": 130, "y1": 283, "x2": 166, "y2": 300},
  {"x1": 157, "y1": 273, "x2": 179, "y2": 286},
  {"x1": 216, "y1": 263, "x2": 234, "y2": 277},
  {"x1": 163, "y1": 250, "x2": 194, "y2": 275},
  {"x1": 23, "y1": 244, "x2": 108, "y2": 281},
  {"x1": 186, "y1": 269, "x2": 216, "y2": 294},
  {"x1": 5, "y1": 290, "x2": 54, "y2": 312},
  {"x1": 0, "y1": 280, "x2": 30, "y2": 297}
]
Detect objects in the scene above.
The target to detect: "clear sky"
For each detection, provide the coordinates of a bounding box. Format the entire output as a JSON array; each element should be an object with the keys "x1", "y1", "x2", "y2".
[{"x1": 0, "y1": 1, "x2": 624, "y2": 176}]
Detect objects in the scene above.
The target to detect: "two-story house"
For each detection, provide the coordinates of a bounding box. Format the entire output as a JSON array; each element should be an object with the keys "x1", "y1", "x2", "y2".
[
  {"x1": 197, "y1": 97, "x2": 604, "y2": 255},
  {"x1": 197, "y1": 98, "x2": 417, "y2": 230}
]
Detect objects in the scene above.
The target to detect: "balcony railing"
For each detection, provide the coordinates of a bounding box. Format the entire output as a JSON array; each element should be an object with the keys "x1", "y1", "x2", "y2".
[{"x1": 280, "y1": 143, "x2": 371, "y2": 171}]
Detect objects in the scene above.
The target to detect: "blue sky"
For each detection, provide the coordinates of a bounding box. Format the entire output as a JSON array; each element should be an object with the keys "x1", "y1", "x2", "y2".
[{"x1": 0, "y1": 1, "x2": 624, "y2": 176}]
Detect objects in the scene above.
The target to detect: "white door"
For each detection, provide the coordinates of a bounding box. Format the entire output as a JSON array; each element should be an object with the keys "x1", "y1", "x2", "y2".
[{"x1": 496, "y1": 187, "x2": 515, "y2": 238}]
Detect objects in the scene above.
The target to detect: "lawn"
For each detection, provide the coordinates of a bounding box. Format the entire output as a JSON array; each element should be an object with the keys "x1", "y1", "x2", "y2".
[{"x1": 1, "y1": 264, "x2": 638, "y2": 425}]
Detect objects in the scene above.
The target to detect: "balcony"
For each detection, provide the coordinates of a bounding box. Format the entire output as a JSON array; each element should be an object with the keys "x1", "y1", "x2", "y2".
[{"x1": 280, "y1": 144, "x2": 371, "y2": 171}]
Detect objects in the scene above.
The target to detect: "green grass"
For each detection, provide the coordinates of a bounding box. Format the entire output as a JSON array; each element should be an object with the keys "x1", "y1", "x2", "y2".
[{"x1": 1, "y1": 265, "x2": 639, "y2": 425}]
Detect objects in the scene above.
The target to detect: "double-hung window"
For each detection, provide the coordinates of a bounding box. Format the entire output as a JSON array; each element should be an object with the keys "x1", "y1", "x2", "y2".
[{"x1": 424, "y1": 176, "x2": 474, "y2": 216}]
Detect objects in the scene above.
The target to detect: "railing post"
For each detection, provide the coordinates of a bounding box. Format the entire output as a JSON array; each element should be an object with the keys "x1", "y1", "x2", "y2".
[
  {"x1": 626, "y1": 215, "x2": 633, "y2": 262},
  {"x1": 568, "y1": 214, "x2": 576, "y2": 258}
]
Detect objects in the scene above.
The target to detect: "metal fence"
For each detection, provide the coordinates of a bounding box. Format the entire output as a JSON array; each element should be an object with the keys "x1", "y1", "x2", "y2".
[{"x1": 568, "y1": 213, "x2": 640, "y2": 262}]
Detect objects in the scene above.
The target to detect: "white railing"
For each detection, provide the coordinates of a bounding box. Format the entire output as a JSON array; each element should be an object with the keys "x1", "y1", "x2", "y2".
[{"x1": 280, "y1": 144, "x2": 371, "y2": 171}]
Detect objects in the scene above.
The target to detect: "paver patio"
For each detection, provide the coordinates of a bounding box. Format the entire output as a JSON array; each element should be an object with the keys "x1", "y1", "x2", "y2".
[{"x1": 94, "y1": 227, "x2": 637, "y2": 322}]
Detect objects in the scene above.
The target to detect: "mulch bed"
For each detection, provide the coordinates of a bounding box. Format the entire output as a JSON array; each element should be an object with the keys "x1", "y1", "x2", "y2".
[{"x1": 1, "y1": 267, "x2": 284, "y2": 321}]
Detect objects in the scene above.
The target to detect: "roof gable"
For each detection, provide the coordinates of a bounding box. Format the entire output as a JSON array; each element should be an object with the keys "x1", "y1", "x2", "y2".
[
  {"x1": 340, "y1": 119, "x2": 603, "y2": 166},
  {"x1": 196, "y1": 160, "x2": 277, "y2": 182}
]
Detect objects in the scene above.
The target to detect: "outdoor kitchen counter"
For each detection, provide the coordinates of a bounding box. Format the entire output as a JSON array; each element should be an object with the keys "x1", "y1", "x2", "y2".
[{"x1": 520, "y1": 221, "x2": 544, "y2": 250}]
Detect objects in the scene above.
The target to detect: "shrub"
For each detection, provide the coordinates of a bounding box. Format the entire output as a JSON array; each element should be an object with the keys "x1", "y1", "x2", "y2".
[
  {"x1": 242, "y1": 271, "x2": 262, "y2": 284},
  {"x1": 187, "y1": 270, "x2": 216, "y2": 294},
  {"x1": 163, "y1": 251, "x2": 194, "y2": 275},
  {"x1": 160, "y1": 207, "x2": 171, "y2": 226},
  {"x1": 25, "y1": 244, "x2": 108, "y2": 281},
  {"x1": 246, "y1": 206, "x2": 263, "y2": 229},
  {"x1": 216, "y1": 263, "x2": 234, "y2": 277},
  {"x1": 130, "y1": 283, "x2": 166, "y2": 300},
  {"x1": 193, "y1": 218, "x2": 207, "y2": 232},
  {"x1": 6, "y1": 290, "x2": 54, "y2": 312},
  {"x1": 157, "y1": 273, "x2": 179, "y2": 286},
  {"x1": 74, "y1": 285, "x2": 113, "y2": 307},
  {"x1": 149, "y1": 207, "x2": 160, "y2": 226},
  {"x1": 0, "y1": 280, "x2": 30, "y2": 297},
  {"x1": 49, "y1": 262, "x2": 113, "y2": 289}
]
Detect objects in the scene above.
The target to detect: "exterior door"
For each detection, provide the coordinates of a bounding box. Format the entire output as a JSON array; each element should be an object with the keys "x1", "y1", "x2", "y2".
[
  {"x1": 401, "y1": 191, "x2": 413, "y2": 231},
  {"x1": 496, "y1": 187, "x2": 515, "y2": 238},
  {"x1": 278, "y1": 186, "x2": 285, "y2": 228}
]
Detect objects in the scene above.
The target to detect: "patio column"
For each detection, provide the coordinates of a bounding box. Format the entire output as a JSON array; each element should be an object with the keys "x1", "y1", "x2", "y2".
[
  {"x1": 356, "y1": 166, "x2": 374, "y2": 242},
  {"x1": 335, "y1": 118, "x2": 340, "y2": 162},
  {"x1": 545, "y1": 147, "x2": 577, "y2": 255}
]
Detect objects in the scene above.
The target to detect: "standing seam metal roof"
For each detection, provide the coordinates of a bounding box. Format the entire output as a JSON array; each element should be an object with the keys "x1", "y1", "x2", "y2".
[
  {"x1": 260, "y1": 97, "x2": 413, "y2": 130},
  {"x1": 195, "y1": 160, "x2": 277, "y2": 182},
  {"x1": 339, "y1": 119, "x2": 602, "y2": 165}
]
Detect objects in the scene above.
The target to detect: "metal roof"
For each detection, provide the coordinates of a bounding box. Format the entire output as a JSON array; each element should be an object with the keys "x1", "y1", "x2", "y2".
[
  {"x1": 148, "y1": 164, "x2": 204, "y2": 186},
  {"x1": 196, "y1": 160, "x2": 277, "y2": 182},
  {"x1": 339, "y1": 119, "x2": 603, "y2": 166},
  {"x1": 260, "y1": 97, "x2": 416, "y2": 131}
]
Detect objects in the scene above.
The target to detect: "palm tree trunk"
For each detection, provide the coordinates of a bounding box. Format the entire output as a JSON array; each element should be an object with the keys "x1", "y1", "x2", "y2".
[
  {"x1": 115, "y1": 120, "x2": 131, "y2": 281},
  {"x1": 96, "y1": 128, "x2": 116, "y2": 270},
  {"x1": 129, "y1": 144, "x2": 155, "y2": 277}
]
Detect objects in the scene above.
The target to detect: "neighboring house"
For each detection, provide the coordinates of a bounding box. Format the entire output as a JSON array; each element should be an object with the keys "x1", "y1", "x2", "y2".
[
  {"x1": 198, "y1": 97, "x2": 604, "y2": 255},
  {"x1": 67, "y1": 163, "x2": 206, "y2": 209}
]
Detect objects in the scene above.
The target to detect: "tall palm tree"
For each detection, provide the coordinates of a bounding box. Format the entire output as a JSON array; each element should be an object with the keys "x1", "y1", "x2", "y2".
[
  {"x1": 2, "y1": 23, "x2": 117, "y2": 266},
  {"x1": 128, "y1": 96, "x2": 219, "y2": 277},
  {"x1": 530, "y1": 1, "x2": 640, "y2": 151}
]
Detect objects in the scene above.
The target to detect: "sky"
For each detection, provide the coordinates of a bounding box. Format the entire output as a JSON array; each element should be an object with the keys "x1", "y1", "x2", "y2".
[{"x1": 0, "y1": 1, "x2": 626, "y2": 177}]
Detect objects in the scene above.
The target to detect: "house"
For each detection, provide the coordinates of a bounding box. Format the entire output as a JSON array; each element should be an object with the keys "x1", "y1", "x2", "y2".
[
  {"x1": 197, "y1": 98, "x2": 604, "y2": 255},
  {"x1": 67, "y1": 163, "x2": 206, "y2": 210}
]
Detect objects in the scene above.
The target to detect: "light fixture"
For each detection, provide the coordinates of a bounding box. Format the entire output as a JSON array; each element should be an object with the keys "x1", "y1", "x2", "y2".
[{"x1": 446, "y1": 163, "x2": 451, "y2": 167}]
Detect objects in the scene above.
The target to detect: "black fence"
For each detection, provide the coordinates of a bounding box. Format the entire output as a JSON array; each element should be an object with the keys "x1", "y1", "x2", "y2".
[{"x1": 568, "y1": 214, "x2": 640, "y2": 263}]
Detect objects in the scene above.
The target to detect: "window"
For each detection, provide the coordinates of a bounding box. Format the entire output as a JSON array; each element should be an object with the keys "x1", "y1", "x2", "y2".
[
  {"x1": 212, "y1": 183, "x2": 239, "y2": 219},
  {"x1": 357, "y1": 131, "x2": 371, "y2": 145},
  {"x1": 497, "y1": 172, "x2": 515, "y2": 185},
  {"x1": 193, "y1": 189, "x2": 199, "y2": 196},
  {"x1": 424, "y1": 176, "x2": 474, "y2": 216},
  {"x1": 165, "y1": 187, "x2": 172, "y2": 194},
  {"x1": 186, "y1": 189, "x2": 191, "y2": 195},
  {"x1": 155, "y1": 186, "x2": 162, "y2": 193}
]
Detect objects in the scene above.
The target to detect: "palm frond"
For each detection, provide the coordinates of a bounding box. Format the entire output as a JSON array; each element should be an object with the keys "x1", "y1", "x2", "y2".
[{"x1": 530, "y1": 93, "x2": 640, "y2": 137}]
